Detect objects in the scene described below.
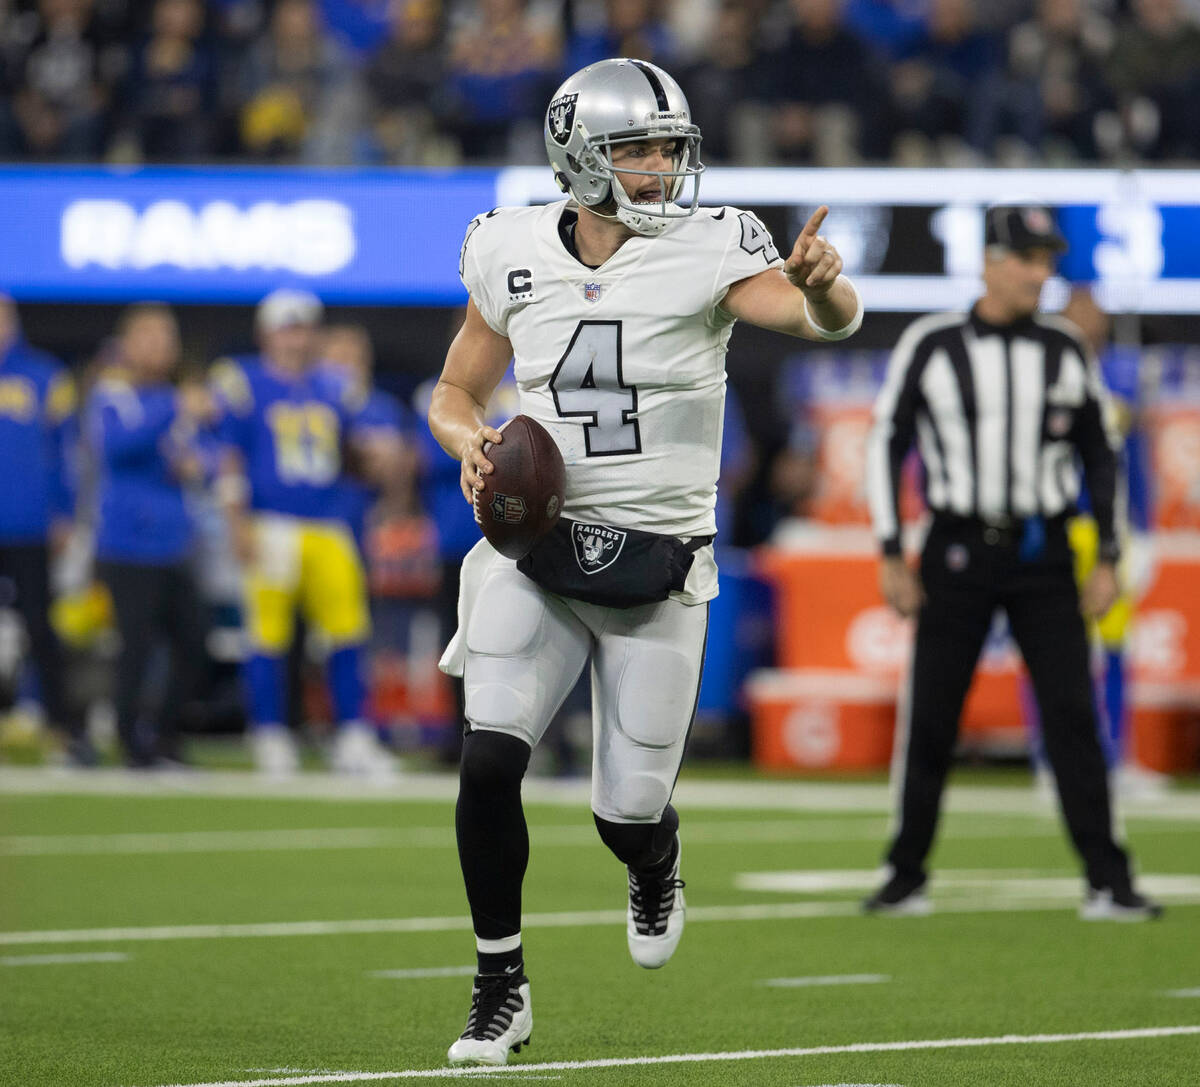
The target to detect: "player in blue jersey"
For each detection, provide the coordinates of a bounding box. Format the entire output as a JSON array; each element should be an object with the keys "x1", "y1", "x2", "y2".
[
  {"x1": 87, "y1": 304, "x2": 212, "y2": 767},
  {"x1": 1023, "y1": 287, "x2": 1163, "y2": 798},
  {"x1": 210, "y1": 289, "x2": 398, "y2": 779},
  {"x1": 319, "y1": 323, "x2": 415, "y2": 555},
  {"x1": 0, "y1": 293, "x2": 94, "y2": 764},
  {"x1": 1061, "y1": 289, "x2": 1163, "y2": 794}
]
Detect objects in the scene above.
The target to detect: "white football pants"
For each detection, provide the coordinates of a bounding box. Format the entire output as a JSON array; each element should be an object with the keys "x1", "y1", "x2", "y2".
[{"x1": 460, "y1": 555, "x2": 709, "y2": 824}]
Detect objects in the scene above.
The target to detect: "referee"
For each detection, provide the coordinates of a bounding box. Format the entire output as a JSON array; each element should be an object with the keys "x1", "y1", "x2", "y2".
[{"x1": 863, "y1": 204, "x2": 1162, "y2": 920}]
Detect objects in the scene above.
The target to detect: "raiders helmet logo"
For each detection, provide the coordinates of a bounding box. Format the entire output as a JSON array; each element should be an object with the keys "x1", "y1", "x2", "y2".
[
  {"x1": 572, "y1": 522, "x2": 626, "y2": 574},
  {"x1": 548, "y1": 93, "x2": 579, "y2": 146}
]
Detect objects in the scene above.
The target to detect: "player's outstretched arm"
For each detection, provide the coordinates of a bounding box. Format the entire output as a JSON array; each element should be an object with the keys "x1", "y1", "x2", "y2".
[
  {"x1": 723, "y1": 206, "x2": 863, "y2": 341},
  {"x1": 427, "y1": 298, "x2": 515, "y2": 504}
]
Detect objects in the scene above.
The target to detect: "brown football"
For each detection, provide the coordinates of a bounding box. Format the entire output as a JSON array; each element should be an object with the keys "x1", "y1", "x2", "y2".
[{"x1": 475, "y1": 414, "x2": 566, "y2": 560}]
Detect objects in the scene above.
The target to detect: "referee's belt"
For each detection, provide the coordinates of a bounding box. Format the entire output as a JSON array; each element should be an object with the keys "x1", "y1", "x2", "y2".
[{"x1": 932, "y1": 512, "x2": 1068, "y2": 553}]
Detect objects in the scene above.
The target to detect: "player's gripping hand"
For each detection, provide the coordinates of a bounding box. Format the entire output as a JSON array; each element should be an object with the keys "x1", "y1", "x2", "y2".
[
  {"x1": 459, "y1": 425, "x2": 503, "y2": 504},
  {"x1": 784, "y1": 206, "x2": 843, "y2": 299}
]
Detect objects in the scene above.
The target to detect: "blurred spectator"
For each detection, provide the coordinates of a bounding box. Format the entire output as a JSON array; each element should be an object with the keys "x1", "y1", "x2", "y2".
[
  {"x1": 1005, "y1": 0, "x2": 1115, "y2": 163},
  {"x1": 236, "y1": 0, "x2": 365, "y2": 163},
  {"x1": 443, "y1": 0, "x2": 560, "y2": 161},
  {"x1": 1105, "y1": 0, "x2": 1200, "y2": 161},
  {"x1": 363, "y1": 0, "x2": 455, "y2": 164},
  {"x1": 0, "y1": 0, "x2": 121, "y2": 160},
  {"x1": 319, "y1": 322, "x2": 416, "y2": 553},
  {"x1": 563, "y1": 0, "x2": 678, "y2": 74},
  {"x1": 759, "y1": 0, "x2": 890, "y2": 164},
  {"x1": 678, "y1": 0, "x2": 771, "y2": 163},
  {"x1": 208, "y1": 288, "x2": 397, "y2": 778},
  {"x1": 0, "y1": 293, "x2": 94, "y2": 763},
  {"x1": 86, "y1": 304, "x2": 211, "y2": 767},
  {"x1": 886, "y1": 0, "x2": 1007, "y2": 163},
  {"x1": 844, "y1": 0, "x2": 930, "y2": 61},
  {"x1": 110, "y1": 0, "x2": 217, "y2": 161},
  {"x1": 316, "y1": 0, "x2": 393, "y2": 58}
]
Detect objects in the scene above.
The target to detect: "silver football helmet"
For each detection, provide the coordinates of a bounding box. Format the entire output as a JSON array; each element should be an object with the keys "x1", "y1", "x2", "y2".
[{"x1": 544, "y1": 58, "x2": 703, "y2": 237}]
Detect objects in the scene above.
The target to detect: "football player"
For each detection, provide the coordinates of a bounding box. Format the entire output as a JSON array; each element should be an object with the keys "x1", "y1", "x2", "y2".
[
  {"x1": 0, "y1": 293, "x2": 93, "y2": 764},
  {"x1": 210, "y1": 290, "x2": 397, "y2": 779},
  {"x1": 428, "y1": 59, "x2": 863, "y2": 1066}
]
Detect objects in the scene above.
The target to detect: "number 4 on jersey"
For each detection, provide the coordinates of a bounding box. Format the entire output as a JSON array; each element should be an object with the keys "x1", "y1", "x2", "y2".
[
  {"x1": 738, "y1": 211, "x2": 779, "y2": 262},
  {"x1": 550, "y1": 320, "x2": 641, "y2": 456}
]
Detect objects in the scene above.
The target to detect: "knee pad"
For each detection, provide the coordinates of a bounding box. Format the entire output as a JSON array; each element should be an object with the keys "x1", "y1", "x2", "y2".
[
  {"x1": 593, "y1": 804, "x2": 678, "y2": 869},
  {"x1": 460, "y1": 728, "x2": 531, "y2": 793}
]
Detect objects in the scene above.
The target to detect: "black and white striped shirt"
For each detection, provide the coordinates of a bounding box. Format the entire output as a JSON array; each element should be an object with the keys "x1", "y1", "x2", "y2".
[{"x1": 866, "y1": 307, "x2": 1123, "y2": 559}]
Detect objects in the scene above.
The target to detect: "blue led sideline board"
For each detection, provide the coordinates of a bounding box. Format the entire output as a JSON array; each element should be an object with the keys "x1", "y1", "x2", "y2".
[
  {"x1": 0, "y1": 166, "x2": 497, "y2": 304},
  {"x1": 2, "y1": 165, "x2": 1199, "y2": 313}
]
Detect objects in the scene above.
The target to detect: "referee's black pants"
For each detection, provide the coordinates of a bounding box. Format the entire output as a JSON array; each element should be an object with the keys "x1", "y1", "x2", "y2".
[{"x1": 886, "y1": 515, "x2": 1133, "y2": 893}]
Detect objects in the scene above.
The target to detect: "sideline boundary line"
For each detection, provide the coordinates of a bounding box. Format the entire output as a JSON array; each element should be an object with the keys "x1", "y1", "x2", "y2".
[{"x1": 137, "y1": 1025, "x2": 1200, "y2": 1086}]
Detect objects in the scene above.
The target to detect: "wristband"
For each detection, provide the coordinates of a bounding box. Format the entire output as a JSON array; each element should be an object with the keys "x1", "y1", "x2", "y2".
[{"x1": 804, "y1": 275, "x2": 864, "y2": 341}]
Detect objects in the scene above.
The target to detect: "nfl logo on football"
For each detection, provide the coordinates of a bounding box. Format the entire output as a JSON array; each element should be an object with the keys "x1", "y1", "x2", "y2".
[
  {"x1": 491, "y1": 493, "x2": 527, "y2": 524},
  {"x1": 583, "y1": 282, "x2": 603, "y2": 303}
]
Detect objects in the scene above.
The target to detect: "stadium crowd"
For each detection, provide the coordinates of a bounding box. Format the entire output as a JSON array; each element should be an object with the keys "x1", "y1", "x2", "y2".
[{"x1": 2, "y1": 0, "x2": 1200, "y2": 169}]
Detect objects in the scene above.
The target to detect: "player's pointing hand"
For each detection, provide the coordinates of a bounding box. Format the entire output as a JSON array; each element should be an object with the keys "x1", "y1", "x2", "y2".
[{"x1": 784, "y1": 205, "x2": 843, "y2": 299}]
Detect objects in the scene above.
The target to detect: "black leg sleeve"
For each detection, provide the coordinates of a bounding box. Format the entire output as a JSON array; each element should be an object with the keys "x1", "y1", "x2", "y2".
[
  {"x1": 594, "y1": 803, "x2": 679, "y2": 875},
  {"x1": 456, "y1": 728, "x2": 532, "y2": 940}
]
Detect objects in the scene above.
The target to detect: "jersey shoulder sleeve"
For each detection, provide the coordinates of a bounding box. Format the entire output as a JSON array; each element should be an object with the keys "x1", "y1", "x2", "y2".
[
  {"x1": 706, "y1": 205, "x2": 785, "y2": 303},
  {"x1": 313, "y1": 365, "x2": 367, "y2": 417},
  {"x1": 458, "y1": 205, "x2": 545, "y2": 336},
  {"x1": 45, "y1": 369, "x2": 77, "y2": 423},
  {"x1": 209, "y1": 356, "x2": 256, "y2": 417},
  {"x1": 89, "y1": 373, "x2": 142, "y2": 428}
]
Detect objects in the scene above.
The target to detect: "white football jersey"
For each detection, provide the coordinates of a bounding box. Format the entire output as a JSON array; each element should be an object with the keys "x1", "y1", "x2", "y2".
[{"x1": 460, "y1": 199, "x2": 783, "y2": 600}]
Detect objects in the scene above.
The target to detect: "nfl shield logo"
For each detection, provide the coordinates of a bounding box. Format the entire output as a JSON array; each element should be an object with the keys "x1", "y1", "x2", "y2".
[
  {"x1": 583, "y1": 282, "x2": 603, "y2": 303},
  {"x1": 491, "y1": 493, "x2": 527, "y2": 524}
]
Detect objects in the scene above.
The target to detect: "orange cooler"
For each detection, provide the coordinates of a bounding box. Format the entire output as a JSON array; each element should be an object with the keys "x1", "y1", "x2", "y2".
[{"x1": 748, "y1": 669, "x2": 897, "y2": 770}]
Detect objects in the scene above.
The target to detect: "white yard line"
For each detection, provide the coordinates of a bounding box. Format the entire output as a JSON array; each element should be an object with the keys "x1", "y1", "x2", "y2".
[
  {"x1": 368, "y1": 967, "x2": 475, "y2": 980},
  {"x1": 1165, "y1": 989, "x2": 1200, "y2": 998},
  {"x1": 759, "y1": 974, "x2": 890, "y2": 988},
  {"x1": 0, "y1": 950, "x2": 130, "y2": 966},
  {"x1": 6, "y1": 878, "x2": 1200, "y2": 947},
  {"x1": 136, "y1": 1025, "x2": 1200, "y2": 1087}
]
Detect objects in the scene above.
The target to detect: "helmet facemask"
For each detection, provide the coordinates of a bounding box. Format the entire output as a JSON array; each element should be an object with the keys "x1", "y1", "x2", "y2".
[{"x1": 590, "y1": 130, "x2": 704, "y2": 237}]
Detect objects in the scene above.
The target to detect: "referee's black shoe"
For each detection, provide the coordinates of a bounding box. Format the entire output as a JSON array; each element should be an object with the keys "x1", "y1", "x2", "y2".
[
  {"x1": 1080, "y1": 885, "x2": 1165, "y2": 921},
  {"x1": 862, "y1": 871, "x2": 931, "y2": 915}
]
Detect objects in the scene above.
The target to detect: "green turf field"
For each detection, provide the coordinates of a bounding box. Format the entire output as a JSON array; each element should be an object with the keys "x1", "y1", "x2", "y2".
[{"x1": 2, "y1": 766, "x2": 1198, "y2": 1087}]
